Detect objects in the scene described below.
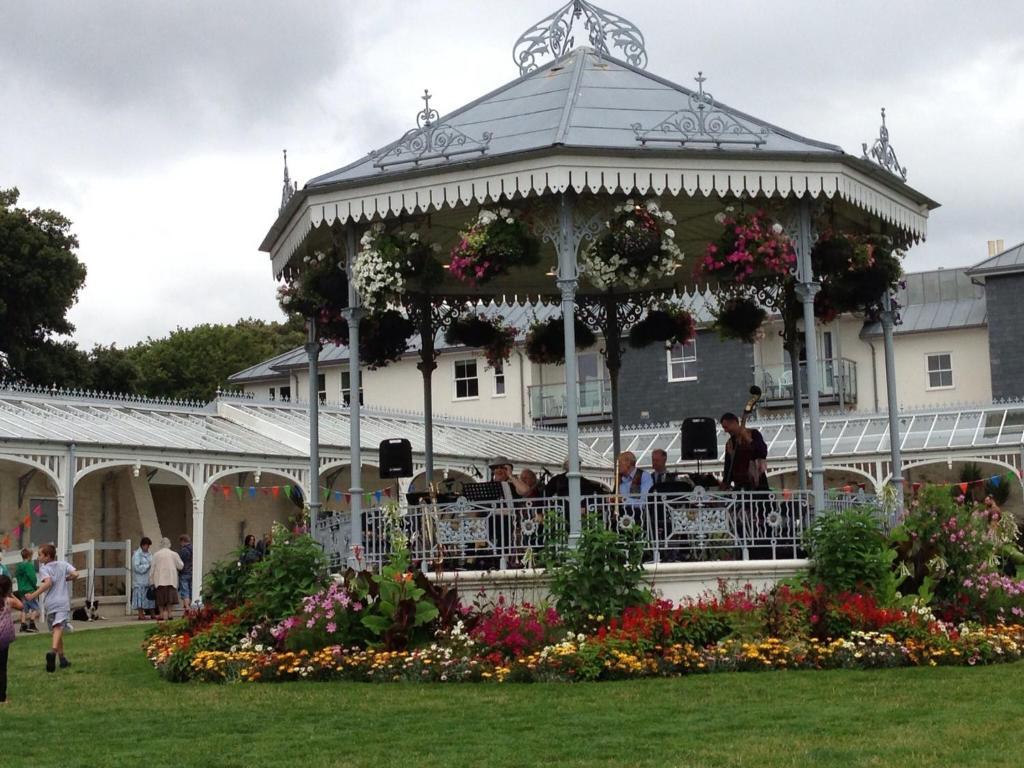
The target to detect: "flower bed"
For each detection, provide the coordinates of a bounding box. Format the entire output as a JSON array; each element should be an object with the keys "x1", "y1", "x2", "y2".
[{"x1": 145, "y1": 492, "x2": 1024, "y2": 685}]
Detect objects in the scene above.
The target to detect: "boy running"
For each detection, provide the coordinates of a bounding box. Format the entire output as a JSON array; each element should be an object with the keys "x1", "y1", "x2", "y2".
[
  {"x1": 14, "y1": 549, "x2": 40, "y2": 633},
  {"x1": 24, "y1": 544, "x2": 78, "y2": 672}
]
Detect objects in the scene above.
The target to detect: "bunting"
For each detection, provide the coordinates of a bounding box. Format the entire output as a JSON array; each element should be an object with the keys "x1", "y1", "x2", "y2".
[{"x1": 2, "y1": 504, "x2": 42, "y2": 550}]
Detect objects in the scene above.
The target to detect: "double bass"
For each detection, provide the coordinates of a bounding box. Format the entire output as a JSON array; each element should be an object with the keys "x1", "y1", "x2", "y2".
[{"x1": 724, "y1": 386, "x2": 766, "y2": 489}]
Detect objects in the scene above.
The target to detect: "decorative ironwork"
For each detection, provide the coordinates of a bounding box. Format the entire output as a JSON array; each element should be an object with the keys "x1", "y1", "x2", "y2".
[
  {"x1": 513, "y1": 0, "x2": 647, "y2": 76},
  {"x1": 862, "y1": 107, "x2": 907, "y2": 181},
  {"x1": 530, "y1": 196, "x2": 605, "y2": 270},
  {"x1": 632, "y1": 72, "x2": 769, "y2": 148},
  {"x1": 279, "y1": 149, "x2": 297, "y2": 213},
  {"x1": 370, "y1": 90, "x2": 492, "y2": 171}
]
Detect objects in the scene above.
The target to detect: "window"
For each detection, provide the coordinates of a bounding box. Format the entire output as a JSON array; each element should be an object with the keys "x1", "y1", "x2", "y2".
[
  {"x1": 341, "y1": 370, "x2": 364, "y2": 406},
  {"x1": 493, "y1": 362, "x2": 506, "y2": 396},
  {"x1": 268, "y1": 387, "x2": 276, "y2": 401},
  {"x1": 317, "y1": 374, "x2": 327, "y2": 404},
  {"x1": 926, "y1": 353, "x2": 953, "y2": 389},
  {"x1": 279, "y1": 386, "x2": 291, "y2": 402},
  {"x1": 454, "y1": 359, "x2": 479, "y2": 400},
  {"x1": 667, "y1": 339, "x2": 698, "y2": 382}
]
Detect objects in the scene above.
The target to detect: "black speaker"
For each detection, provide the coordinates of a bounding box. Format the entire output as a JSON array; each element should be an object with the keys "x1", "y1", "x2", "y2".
[
  {"x1": 379, "y1": 438, "x2": 413, "y2": 479},
  {"x1": 680, "y1": 417, "x2": 718, "y2": 460}
]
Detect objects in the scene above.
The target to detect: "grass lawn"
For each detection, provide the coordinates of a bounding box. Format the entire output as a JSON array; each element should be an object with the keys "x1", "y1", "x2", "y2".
[{"x1": 3, "y1": 625, "x2": 1022, "y2": 768}]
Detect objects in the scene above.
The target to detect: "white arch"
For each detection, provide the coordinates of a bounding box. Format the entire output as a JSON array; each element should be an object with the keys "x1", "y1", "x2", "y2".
[
  {"x1": 0, "y1": 455, "x2": 62, "y2": 496},
  {"x1": 201, "y1": 467, "x2": 307, "y2": 498},
  {"x1": 74, "y1": 460, "x2": 199, "y2": 497},
  {"x1": 318, "y1": 460, "x2": 381, "y2": 480},
  {"x1": 767, "y1": 464, "x2": 879, "y2": 492}
]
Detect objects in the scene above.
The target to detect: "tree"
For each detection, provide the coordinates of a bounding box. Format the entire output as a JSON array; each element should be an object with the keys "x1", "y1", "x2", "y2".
[
  {"x1": 0, "y1": 187, "x2": 88, "y2": 380},
  {"x1": 126, "y1": 317, "x2": 306, "y2": 401},
  {"x1": 87, "y1": 344, "x2": 140, "y2": 394}
]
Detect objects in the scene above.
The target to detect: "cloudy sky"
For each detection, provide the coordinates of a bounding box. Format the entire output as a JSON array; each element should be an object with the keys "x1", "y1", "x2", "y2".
[{"x1": 3, "y1": 1, "x2": 1023, "y2": 348}]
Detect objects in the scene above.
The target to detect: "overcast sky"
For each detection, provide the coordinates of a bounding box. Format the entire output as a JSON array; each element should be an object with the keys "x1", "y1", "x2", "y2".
[{"x1": 3, "y1": 1, "x2": 1023, "y2": 348}]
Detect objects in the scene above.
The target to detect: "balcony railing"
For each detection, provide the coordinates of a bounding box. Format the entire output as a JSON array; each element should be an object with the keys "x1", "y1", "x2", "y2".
[
  {"x1": 753, "y1": 358, "x2": 857, "y2": 408},
  {"x1": 528, "y1": 380, "x2": 612, "y2": 422},
  {"x1": 313, "y1": 488, "x2": 886, "y2": 572}
]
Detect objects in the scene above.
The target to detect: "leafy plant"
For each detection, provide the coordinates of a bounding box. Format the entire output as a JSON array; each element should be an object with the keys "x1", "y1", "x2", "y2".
[
  {"x1": 545, "y1": 514, "x2": 651, "y2": 631},
  {"x1": 711, "y1": 295, "x2": 767, "y2": 343},
  {"x1": 524, "y1": 315, "x2": 596, "y2": 365},
  {"x1": 805, "y1": 508, "x2": 895, "y2": 597},
  {"x1": 246, "y1": 523, "x2": 328, "y2": 622},
  {"x1": 201, "y1": 547, "x2": 254, "y2": 612}
]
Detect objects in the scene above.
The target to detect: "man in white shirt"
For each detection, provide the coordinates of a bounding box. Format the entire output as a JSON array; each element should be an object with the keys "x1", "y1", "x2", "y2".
[{"x1": 617, "y1": 451, "x2": 652, "y2": 508}]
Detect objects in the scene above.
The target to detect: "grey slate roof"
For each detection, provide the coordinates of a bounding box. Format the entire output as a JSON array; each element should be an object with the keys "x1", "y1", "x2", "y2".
[
  {"x1": 307, "y1": 47, "x2": 844, "y2": 190},
  {"x1": 862, "y1": 268, "x2": 986, "y2": 337},
  {"x1": 966, "y1": 240, "x2": 1024, "y2": 279}
]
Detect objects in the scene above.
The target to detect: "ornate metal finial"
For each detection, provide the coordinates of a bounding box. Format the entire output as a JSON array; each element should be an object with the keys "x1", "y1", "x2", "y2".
[
  {"x1": 279, "y1": 149, "x2": 297, "y2": 213},
  {"x1": 417, "y1": 90, "x2": 438, "y2": 128},
  {"x1": 370, "y1": 90, "x2": 492, "y2": 171},
  {"x1": 632, "y1": 71, "x2": 769, "y2": 148},
  {"x1": 513, "y1": 0, "x2": 647, "y2": 76},
  {"x1": 862, "y1": 107, "x2": 907, "y2": 181}
]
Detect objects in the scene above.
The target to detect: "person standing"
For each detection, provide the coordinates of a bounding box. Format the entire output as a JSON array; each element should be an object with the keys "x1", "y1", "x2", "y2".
[
  {"x1": 0, "y1": 575, "x2": 24, "y2": 702},
  {"x1": 649, "y1": 448, "x2": 677, "y2": 486},
  {"x1": 23, "y1": 544, "x2": 78, "y2": 672},
  {"x1": 177, "y1": 535, "x2": 193, "y2": 611},
  {"x1": 719, "y1": 412, "x2": 769, "y2": 491},
  {"x1": 131, "y1": 538, "x2": 154, "y2": 620},
  {"x1": 14, "y1": 549, "x2": 40, "y2": 633},
  {"x1": 150, "y1": 538, "x2": 184, "y2": 622}
]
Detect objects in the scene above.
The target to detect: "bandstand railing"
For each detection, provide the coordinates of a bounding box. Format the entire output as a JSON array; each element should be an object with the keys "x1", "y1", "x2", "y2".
[{"x1": 313, "y1": 488, "x2": 886, "y2": 571}]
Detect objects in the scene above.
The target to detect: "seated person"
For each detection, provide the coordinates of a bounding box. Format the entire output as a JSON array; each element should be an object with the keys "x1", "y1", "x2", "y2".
[
  {"x1": 649, "y1": 448, "x2": 678, "y2": 486},
  {"x1": 514, "y1": 468, "x2": 541, "y2": 499}
]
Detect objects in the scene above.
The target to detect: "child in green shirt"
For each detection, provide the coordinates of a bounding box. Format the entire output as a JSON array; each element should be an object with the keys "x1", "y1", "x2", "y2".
[{"x1": 14, "y1": 550, "x2": 39, "y2": 633}]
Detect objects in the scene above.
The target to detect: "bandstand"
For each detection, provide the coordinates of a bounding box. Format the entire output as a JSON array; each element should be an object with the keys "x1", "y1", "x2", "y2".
[{"x1": 260, "y1": 1, "x2": 939, "y2": 568}]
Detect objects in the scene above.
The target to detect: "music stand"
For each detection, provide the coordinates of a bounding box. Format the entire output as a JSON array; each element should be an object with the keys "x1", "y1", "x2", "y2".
[{"x1": 461, "y1": 481, "x2": 505, "y2": 502}]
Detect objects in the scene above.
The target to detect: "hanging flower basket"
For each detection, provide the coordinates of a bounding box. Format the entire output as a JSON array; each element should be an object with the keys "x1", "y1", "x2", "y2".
[
  {"x1": 815, "y1": 233, "x2": 902, "y2": 313},
  {"x1": 697, "y1": 208, "x2": 796, "y2": 288},
  {"x1": 316, "y1": 308, "x2": 350, "y2": 346},
  {"x1": 524, "y1": 316, "x2": 596, "y2": 365},
  {"x1": 276, "y1": 250, "x2": 349, "y2": 319},
  {"x1": 358, "y1": 310, "x2": 415, "y2": 370},
  {"x1": 712, "y1": 296, "x2": 767, "y2": 343},
  {"x1": 448, "y1": 208, "x2": 539, "y2": 286},
  {"x1": 444, "y1": 315, "x2": 517, "y2": 369},
  {"x1": 580, "y1": 199, "x2": 684, "y2": 290},
  {"x1": 354, "y1": 225, "x2": 443, "y2": 312},
  {"x1": 628, "y1": 308, "x2": 696, "y2": 348}
]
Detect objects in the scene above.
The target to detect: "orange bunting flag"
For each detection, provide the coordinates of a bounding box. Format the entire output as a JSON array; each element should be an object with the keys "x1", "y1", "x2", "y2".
[
  {"x1": 222, "y1": 486, "x2": 231, "y2": 499},
  {"x1": 22, "y1": 515, "x2": 31, "y2": 528},
  {"x1": 271, "y1": 486, "x2": 280, "y2": 498},
  {"x1": 958, "y1": 482, "x2": 969, "y2": 494},
  {"x1": 1, "y1": 535, "x2": 10, "y2": 549}
]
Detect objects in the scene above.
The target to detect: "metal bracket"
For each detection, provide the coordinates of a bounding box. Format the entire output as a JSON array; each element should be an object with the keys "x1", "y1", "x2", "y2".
[{"x1": 17, "y1": 468, "x2": 37, "y2": 508}]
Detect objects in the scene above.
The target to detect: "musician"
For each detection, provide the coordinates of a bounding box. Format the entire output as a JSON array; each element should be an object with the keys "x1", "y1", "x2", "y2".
[
  {"x1": 719, "y1": 412, "x2": 769, "y2": 491},
  {"x1": 617, "y1": 451, "x2": 652, "y2": 507},
  {"x1": 649, "y1": 448, "x2": 677, "y2": 486}
]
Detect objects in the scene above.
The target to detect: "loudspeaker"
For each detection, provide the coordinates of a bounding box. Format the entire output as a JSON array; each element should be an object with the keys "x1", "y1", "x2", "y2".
[
  {"x1": 680, "y1": 417, "x2": 718, "y2": 460},
  {"x1": 379, "y1": 438, "x2": 413, "y2": 479}
]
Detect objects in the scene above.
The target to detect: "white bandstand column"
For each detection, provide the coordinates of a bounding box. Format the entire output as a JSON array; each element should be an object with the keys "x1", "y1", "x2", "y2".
[
  {"x1": 880, "y1": 291, "x2": 905, "y2": 514},
  {"x1": 556, "y1": 194, "x2": 583, "y2": 544},
  {"x1": 191, "y1": 494, "x2": 205, "y2": 603},
  {"x1": 344, "y1": 223, "x2": 364, "y2": 560},
  {"x1": 794, "y1": 199, "x2": 825, "y2": 509}
]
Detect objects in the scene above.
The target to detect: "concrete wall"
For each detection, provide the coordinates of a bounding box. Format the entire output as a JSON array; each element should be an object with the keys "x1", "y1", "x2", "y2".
[
  {"x1": 617, "y1": 329, "x2": 753, "y2": 425},
  {"x1": 201, "y1": 481, "x2": 298, "y2": 568},
  {"x1": 985, "y1": 274, "x2": 1024, "y2": 400},
  {"x1": 431, "y1": 560, "x2": 809, "y2": 606}
]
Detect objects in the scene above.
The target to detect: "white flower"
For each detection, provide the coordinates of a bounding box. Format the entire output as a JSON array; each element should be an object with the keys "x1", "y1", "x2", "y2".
[
  {"x1": 771, "y1": 223, "x2": 784, "y2": 235},
  {"x1": 499, "y1": 207, "x2": 511, "y2": 218},
  {"x1": 409, "y1": 232, "x2": 420, "y2": 242},
  {"x1": 665, "y1": 228, "x2": 675, "y2": 239},
  {"x1": 505, "y1": 217, "x2": 514, "y2": 224},
  {"x1": 624, "y1": 220, "x2": 635, "y2": 229},
  {"x1": 714, "y1": 212, "x2": 727, "y2": 224}
]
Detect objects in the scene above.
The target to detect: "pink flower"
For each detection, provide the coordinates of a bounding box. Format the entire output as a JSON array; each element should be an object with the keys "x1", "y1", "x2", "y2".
[{"x1": 326, "y1": 622, "x2": 337, "y2": 634}]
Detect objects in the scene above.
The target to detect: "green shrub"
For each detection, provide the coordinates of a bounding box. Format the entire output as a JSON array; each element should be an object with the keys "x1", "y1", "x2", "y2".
[
  {"x1": 805, "y1": 508, "x2": 895, "y2": 597},
  {"x1": 545, "y1": 513, "x2": 651, "y2": 631},
  {"x1": 201, "y1": 548, "x2": 252, "y2": 612},
  {"x1": 246, "y1": 524, "x2": 328, "y2": 621}
]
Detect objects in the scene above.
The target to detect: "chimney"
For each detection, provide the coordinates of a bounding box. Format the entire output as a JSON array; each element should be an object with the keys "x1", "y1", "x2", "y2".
[{"x1": 988, "y1": 239, "x2": 1005, "y2": 257}]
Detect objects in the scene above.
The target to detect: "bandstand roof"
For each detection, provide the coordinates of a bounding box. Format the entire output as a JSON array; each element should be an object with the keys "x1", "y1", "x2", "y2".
[
  {"x1": 583, "y1": 402, "x2": 1024, "y2": 468},
  {"x1": 263, "y1": 41, "x2": 937, "y2": 278}
]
